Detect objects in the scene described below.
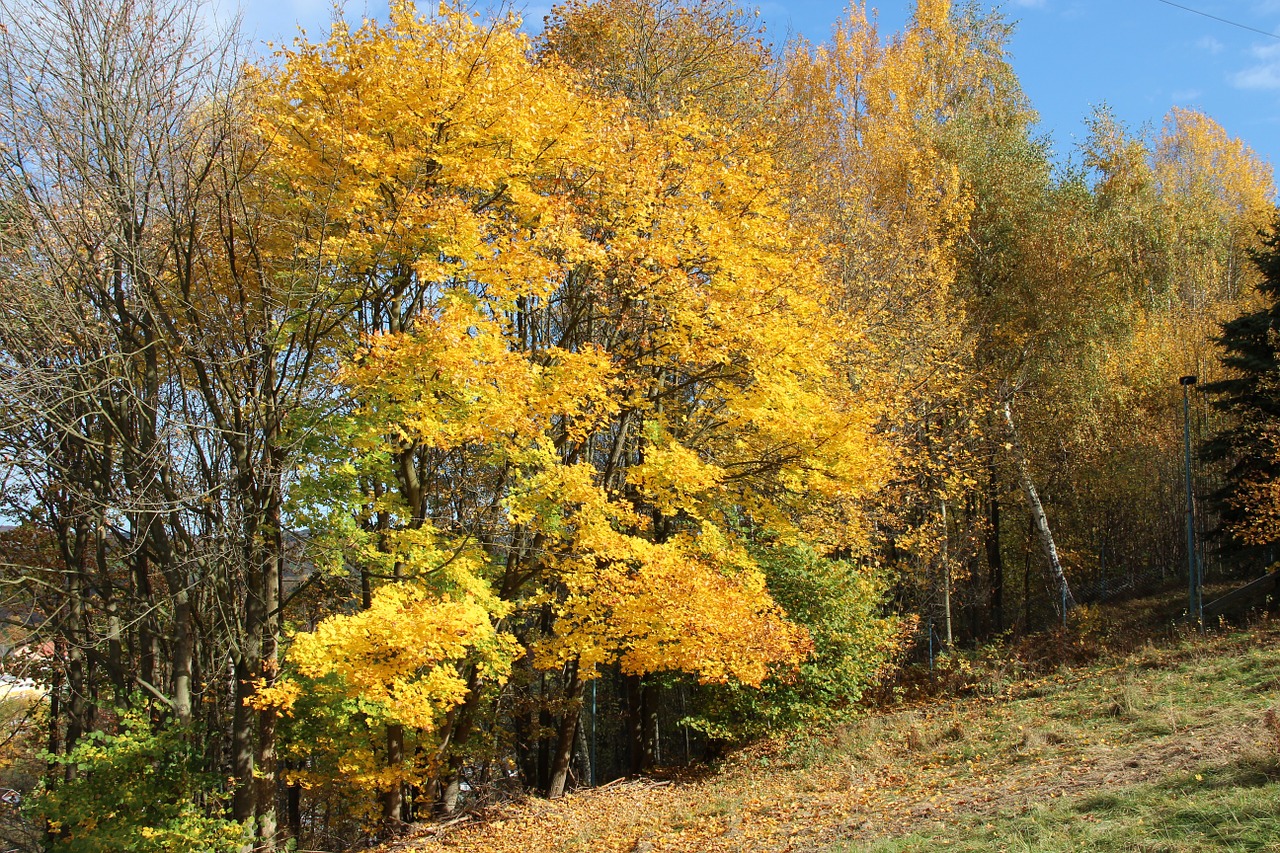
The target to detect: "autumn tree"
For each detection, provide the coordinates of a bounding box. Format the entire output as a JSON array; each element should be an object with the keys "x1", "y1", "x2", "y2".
[
  {"x1": 774, "y1": 0, "x2": 1033, "y2": 635},
  {"x1": 7, "y1": 0, "x2": 1275, "y2": 847},
  {"x1": 1073, "y1": 107, "x2": 1274, "y2": 595},
  {"x1": 251, "y1": 3, "x2": 898, "y2": 828},
  {"x1": 541, "y1": 0, "x2": 776, "y2": 126},
  {"x1": 0, "y1": 0, "x2": 248, "y2": 778},
  {"x1": 0, "y1": 0, "x2": 228, "y2": 739},
  {"x1": 945, "y1": 101, "x2": 1091, "y2": 618}
]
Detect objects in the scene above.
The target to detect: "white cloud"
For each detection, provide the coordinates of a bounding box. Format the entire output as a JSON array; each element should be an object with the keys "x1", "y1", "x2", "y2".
[
  {"x1": 1232, "y1": 63, "x2": 1280, "y2": 88},
  {"x1": 1197, "y1": 35, "x2": 1224, "y2": 55},
  {"x1": 1229, "y1": 39, "x2": 1280, "y2": 90},
  {"x1": 1009, "y1": 0, "x2": 1047, "y2": 7}
]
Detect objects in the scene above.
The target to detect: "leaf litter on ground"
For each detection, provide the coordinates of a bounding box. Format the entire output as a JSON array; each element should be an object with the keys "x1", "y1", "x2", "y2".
[{"x1": 381, "y1": 618, "x2": 1280, "y2": 853}]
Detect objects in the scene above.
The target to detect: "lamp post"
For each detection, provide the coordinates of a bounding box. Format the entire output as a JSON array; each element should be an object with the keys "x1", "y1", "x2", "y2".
[{"x1": 1180, "y1": 375, "x2": 1201, "y2": 627}]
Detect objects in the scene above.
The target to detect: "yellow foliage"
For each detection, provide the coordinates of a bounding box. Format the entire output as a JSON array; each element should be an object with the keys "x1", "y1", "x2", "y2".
[
  {"x1": 543, "y1": 530, "x2": 813, "y2": 685},
  {"x1": 541, "y1": 0, "x2": 775, "y2": 125},
  {"x1": 344, "y1": 295, "x2": 620, "y2": 455},
  {"x1": 272, "y1": 582, "x2": 519, "y2": 731},
  {"x1": 261, "y1": 0, "x2": 893, "y2": 732},
  {"x1": 256, "y1": 1, "x2": 608, "y2": 301}
]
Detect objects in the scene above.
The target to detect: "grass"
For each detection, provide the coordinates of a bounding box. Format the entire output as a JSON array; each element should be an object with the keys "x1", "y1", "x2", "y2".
[
  {"x1": 401, "y1": 599, "x2": 1280, "y2": 853},
  {"x1": 859, "y1": 762, "x2": 1280, "y2": 852},
  {"x1": 827, "y1": 615, "x2": 1280, "y2": 852}
]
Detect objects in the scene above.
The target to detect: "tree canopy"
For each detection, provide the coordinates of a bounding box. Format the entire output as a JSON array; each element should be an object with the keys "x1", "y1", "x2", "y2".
[{"x1": 0, "y1": 0, "x2": 1273, "y2": 849}]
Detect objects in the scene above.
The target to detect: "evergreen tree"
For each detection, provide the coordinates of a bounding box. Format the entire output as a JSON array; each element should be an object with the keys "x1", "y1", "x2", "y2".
[{"x1": 1205, "y1": 213, "x2": 1280, "y2": 557}]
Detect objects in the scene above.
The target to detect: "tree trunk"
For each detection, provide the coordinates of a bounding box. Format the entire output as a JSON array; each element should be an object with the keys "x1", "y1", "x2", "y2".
[
  {"x1": 573, "y1": 704, "x2": 592, "y2": 788},
  {"x1": 987, "y1": 460, "x2": 1004, "y2": 633},
  {"x1": 253, "y1": 486, "x2": 284, "y2": 848},
  {"x1": 440, "y1": 776, "x2": 462, "y2": 816},
  {"x1": 547, "y1": 664, "x2": 582, "y2": 799},
  {"x1": 1001, "y1": 400, "x2": 1076, "y2": 612},
  {"x1": 286, "y1": 773, "x2": 302, "y2": 842},
  {"x1": 170, "y1": 592, "x2": 194, "y2": 725},
  {"x1": 150, "y1": 522, "x2": 193, "y2": 725},
  {"x1": 625, "y1": 675, "x2": 644, "y2": 775},
  {"x1": 965, "y1": 494, "x2": 982, "y2": 640},
  {"x1": 641, "y1": 683, "x2": 659, "y2": 770},
  {"x1": 382, "y1": 723, "x2": 405, "y2": 825},
  {"x1": 65, "y1": 568, "x2": 88, "y2": 761},
  {"x1": 435, "y1": 666, "x2": 482, "y2": 816},
  {"x1": 231, "y1": 652, "x2": 257, "y2": 830},
  {"x1": 233, "y1": 493, "x2": 281, "y2": 851},
  {"x1": 133, "y1": 548, "x2": 160, "y2": 710},
  {"x1": 537, "y1": 673, "x2": 552, "y2": 792},
  {"x1": 940, "y1": 498, "x2": 953, "y2": 649}
]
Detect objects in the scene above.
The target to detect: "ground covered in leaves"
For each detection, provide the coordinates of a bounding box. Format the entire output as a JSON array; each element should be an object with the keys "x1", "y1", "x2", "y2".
[{"x1": 383, "y1": 616, "x2": 1280, "y2": 853}]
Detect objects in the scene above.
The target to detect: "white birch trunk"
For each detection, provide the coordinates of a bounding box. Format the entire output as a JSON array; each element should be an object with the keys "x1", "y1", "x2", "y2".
[{"x1": 1001, "y1": 400, "x2": 1077, "y2": 612}]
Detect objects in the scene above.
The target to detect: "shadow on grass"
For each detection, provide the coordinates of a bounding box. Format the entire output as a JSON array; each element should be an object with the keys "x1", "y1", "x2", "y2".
[
  {"x1": 1078, "y1": 759, "x2": 1279, "y2": 815},
  {"x1": 854, "y1": 756, "x2": 1280, "y2": 853}
]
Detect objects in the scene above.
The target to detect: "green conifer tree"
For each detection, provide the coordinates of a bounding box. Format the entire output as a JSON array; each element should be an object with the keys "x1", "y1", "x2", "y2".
[{"x1": 1205, "y1": 213, "x2": 1280, "y2": 559}]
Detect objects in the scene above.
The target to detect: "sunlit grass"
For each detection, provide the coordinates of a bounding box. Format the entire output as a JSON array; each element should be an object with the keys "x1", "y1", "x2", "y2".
[
  {"x1": 820, "y1": 618, "x2": 1280, "y2": 852},
  {"x1": 857, "y1": 760, "x2": 1280, "y2": 852}
]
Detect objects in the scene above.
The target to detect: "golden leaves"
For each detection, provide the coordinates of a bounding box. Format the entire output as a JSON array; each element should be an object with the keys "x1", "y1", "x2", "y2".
[
  {"x1": 542, "y1": 531, "x2": 812, "y2": 685},
  {"x1": 278, "y1": 582, "x2": 520, "y2": 731},
  {"x1": 256, "y1": 1, "x2": 605, "y2": 294},
  {"x1": 262, "y1": 0, "x2": 894, "y2": 724},
  {"x1": 345, "y1": 295, "x2": 620, "y2": 454}
]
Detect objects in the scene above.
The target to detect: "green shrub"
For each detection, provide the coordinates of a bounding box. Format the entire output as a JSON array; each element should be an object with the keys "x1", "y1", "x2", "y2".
[
  {"x1": 29, "y1": 712, "x2": 244, "y2": 853},
  {"x1": 689, "y1": 544, "x2": 906, "y2": 741}
]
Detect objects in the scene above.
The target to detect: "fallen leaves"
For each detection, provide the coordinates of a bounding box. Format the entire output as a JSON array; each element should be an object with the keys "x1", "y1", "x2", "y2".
[{"x1": 380, "y1": 624, "x2": 1280, "y2": 853}]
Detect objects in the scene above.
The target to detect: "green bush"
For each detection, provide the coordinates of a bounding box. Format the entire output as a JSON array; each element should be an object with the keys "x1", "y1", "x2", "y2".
[
  {"x1": 689, "y1": 544, "x2": 906, "y2": 740},
  {"x1": 29, "y1": 712, "x2": 244, "y2": 853}
]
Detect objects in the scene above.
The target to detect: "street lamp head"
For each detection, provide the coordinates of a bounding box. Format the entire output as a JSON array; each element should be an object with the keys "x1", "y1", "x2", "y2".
[{"x1": 1180, "y1": 375, "x2": 1198, "y2": 386}]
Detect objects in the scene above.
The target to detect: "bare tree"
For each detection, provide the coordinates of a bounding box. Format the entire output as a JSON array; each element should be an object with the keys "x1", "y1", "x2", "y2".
[{"x1": 0, "y1": 1, "x2": 342, "y2": 848}]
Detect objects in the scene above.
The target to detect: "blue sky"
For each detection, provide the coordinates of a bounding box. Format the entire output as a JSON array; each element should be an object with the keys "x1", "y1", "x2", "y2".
[{"x1": 227, "y1": 0, "x2": 1280, "y2": 175}]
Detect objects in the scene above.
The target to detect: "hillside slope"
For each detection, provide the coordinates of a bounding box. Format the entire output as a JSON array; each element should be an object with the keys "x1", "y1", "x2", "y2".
[{"x1": 387, "y1": 620, "x2": 1280, "y2": 853}]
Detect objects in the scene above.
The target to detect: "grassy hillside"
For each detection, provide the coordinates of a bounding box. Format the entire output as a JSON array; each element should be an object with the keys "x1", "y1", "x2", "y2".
[{"x1": 389, "y1": 611, "x2": 1280, "y2": 853}]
